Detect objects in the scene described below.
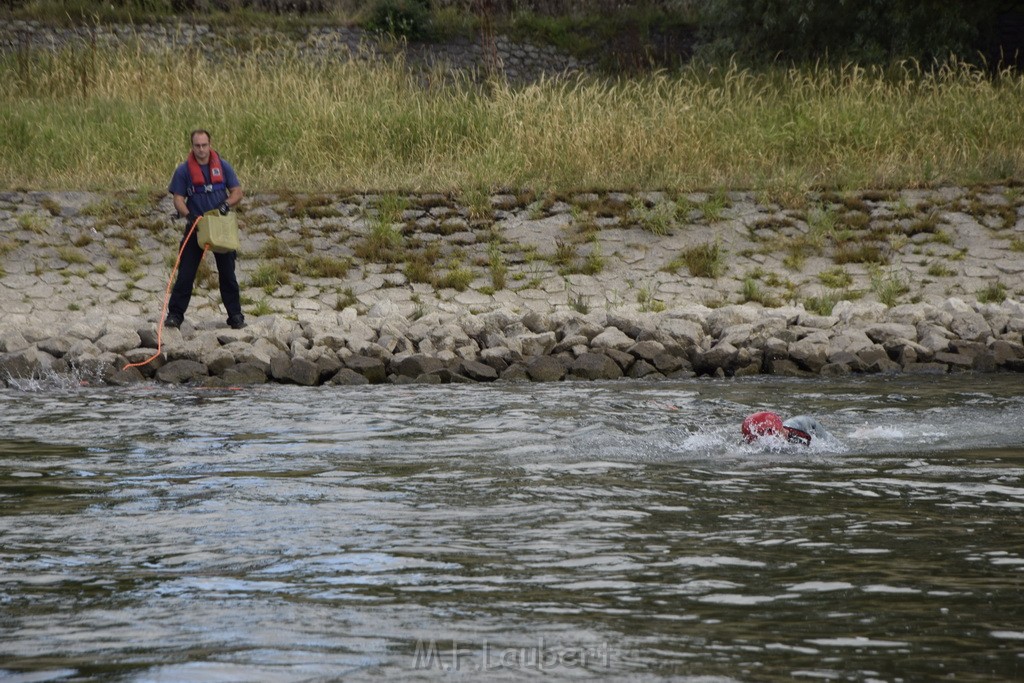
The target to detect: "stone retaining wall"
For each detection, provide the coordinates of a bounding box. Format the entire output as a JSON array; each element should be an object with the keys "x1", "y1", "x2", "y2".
[{"x1": 1, "y1": 19, "x2": 591, "y2": 83}]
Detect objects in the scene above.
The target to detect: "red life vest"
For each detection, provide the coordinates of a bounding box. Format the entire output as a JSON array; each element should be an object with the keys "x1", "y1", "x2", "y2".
[{"x1": 186, "y1": 150, "x2": 226, "y2": 195}]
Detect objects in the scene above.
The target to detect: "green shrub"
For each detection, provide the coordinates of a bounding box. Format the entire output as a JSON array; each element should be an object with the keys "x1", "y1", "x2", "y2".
[
  {"x1": 698, "y1": 0, "x2": 988, "y2": 65},
  {"x1": 366, "y1": 0, "x2": 431, "y2": 40}
]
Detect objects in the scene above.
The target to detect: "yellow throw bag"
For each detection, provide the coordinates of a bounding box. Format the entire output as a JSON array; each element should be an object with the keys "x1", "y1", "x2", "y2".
[{"x1": 197, "y1": 211, "x2": 241, "y2": 253}]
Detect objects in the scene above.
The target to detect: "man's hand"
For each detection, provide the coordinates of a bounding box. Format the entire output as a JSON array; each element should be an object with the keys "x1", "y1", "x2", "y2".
[{"x1": 219, "y1": 203, "x2": 231, "y2": 215}]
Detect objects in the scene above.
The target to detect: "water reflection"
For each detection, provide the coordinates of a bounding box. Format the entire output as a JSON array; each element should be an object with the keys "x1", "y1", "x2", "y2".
[{"x1": 1, "y1": 375, "x2": 1023, "y2": 681}]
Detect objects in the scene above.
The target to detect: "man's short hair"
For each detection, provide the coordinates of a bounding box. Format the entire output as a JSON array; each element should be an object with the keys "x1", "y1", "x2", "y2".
[{"x1": 190, "y1": 129, "x2": 212, "y2": 143}]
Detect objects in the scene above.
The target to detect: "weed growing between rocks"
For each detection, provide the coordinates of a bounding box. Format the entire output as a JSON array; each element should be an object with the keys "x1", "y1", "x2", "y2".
[
  {"x1": 869, "y1": 266, "x2": 910, "y2": 307},
  {"x1": 665, "y1": 242, "x2": 725, "y2": 279},
  {"x1": 978, "y1": 281, "x2": 1008, "y2": 303}
]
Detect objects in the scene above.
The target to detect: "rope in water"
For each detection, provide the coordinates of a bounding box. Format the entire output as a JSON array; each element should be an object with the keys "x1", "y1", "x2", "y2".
[{"x1": 122, "y1": 215, "x2": 209, "y2": 371}]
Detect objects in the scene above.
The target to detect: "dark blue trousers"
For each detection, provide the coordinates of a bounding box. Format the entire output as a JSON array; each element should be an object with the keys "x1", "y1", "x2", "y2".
[{"x1": 167, "y1": 228, "x2": 242, "y2": 320}]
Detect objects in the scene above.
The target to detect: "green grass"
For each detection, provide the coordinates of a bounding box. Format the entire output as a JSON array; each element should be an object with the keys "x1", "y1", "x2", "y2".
[
  {"x1": 248, "y1": 261, "x2": 291, "y2": 294},
  {"x1": 632, "y1": 198, "x2": 678, "y2": 235},
  {"x1": 354, "y1": 222, "x2": 405, "y2": 263},
  {"x1": 4, "y1": 45, "x2": 1024, "y2": 193},
  {"x1": 298, "y1": 254, "x2": 351, "y2": 279},
  {"x1": 17, "y1": 214, "x2": 46, "y2": 234},
  {"x1": 869, "y1": 267, "x2": 909, "y2": 307},
  {"x1": 740, "y1": 276, "x2": 778, "y2": 307},
  {"x1": 334, "y1": 287, "x2": 358, "y2": 311},
  {"x1": 977, "y1": 281, "x2": 1007, "y2": 303},
  {"x1": 665, "y1": 242, "x2": 725, "y2": 278},
  {"x1": 927, "y1": 261, "x2": 957, "y2": 277},
  {"x1": 249, "y1": 297, "x2": 274, "y2": 317},
  {"x1": 818, "y1": 266, "x2": 853, "y2": 288},
  {"x1": 488, "y1": 240, "x2": 507, "y2": 291},
  {"x1": 56, "y1": 246, "x2": 87, "y2": 264},
  {"x1": 117, "y1": 255, "x2": 138, "y2": 275},
  {"x1": 804, "y1": 291, "x2": 844, "y2": 316},
  {"x1": 434, "y1": 265, "x2": 474, "y2": 291}
]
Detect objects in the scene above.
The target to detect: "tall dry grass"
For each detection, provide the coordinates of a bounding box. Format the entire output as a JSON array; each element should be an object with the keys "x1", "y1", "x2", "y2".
[{"x1": 2, "y1": 41, "x2": 1022, "y2": 193}]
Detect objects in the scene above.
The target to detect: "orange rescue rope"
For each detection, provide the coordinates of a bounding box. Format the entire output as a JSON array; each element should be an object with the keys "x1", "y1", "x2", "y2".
[{"x1": 123, "y1": 216, "x2": 210, "y2": 371}]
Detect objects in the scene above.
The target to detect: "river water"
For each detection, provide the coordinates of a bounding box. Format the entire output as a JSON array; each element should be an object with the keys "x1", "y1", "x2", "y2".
[{"x1": 1, "y1": 374, "x2": 1022, "y2": 682}]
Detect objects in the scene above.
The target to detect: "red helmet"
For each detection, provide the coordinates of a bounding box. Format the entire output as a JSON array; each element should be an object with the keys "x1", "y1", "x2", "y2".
[{"x1": 742, "y1": 411, "x2": 785, "y2": 443}]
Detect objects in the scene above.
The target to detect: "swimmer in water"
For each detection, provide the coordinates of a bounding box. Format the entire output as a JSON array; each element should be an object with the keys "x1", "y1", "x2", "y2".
[{"x1": 741, "y1": 411, "x2": 831, "y2": 446}]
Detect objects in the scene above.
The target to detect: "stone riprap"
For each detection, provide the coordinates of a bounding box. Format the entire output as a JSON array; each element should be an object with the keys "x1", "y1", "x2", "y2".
[{"x1": 0, "y1": 188, "x2": 1022, "y2": 386}]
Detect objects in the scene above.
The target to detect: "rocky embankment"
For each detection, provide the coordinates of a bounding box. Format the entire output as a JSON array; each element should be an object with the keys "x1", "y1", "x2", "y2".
[
  {"x1": 1, "y1": 297, "x2": 1022, "y2": 388},
  {"x1": 1, "y1": 188, "x2": 1023, "y2": 387}
]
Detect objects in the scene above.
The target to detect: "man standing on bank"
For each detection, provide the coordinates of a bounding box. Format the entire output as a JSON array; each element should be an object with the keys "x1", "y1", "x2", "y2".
[{"x1": 165, "y1": 128, "x2": 246, "y2": 330}]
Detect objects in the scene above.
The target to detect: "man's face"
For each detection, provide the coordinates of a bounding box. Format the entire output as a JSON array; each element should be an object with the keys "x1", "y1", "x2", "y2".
[{"x1": 191, "y1": 134, "x2": 211, "y2": 164}]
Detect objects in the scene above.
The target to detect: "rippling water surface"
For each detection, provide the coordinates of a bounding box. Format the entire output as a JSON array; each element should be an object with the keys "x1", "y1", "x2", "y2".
[{"x1": 1, "y1": 374, "x2": 1023, "y2": 682}]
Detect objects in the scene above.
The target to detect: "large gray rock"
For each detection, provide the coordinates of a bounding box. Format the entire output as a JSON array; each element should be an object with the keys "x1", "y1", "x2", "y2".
[
  {"x1": 590, "y1": 326, "x2": 634, "y2": 351},
  {"x1": 254, "y1": 316, "x2": 305, "y2": 351},
  {"x1": 947, "y1": 309, "x2": 991, "y2": 342},
  {"x1": 627, "y1": 359, "x2": 661, "y2": 379},
  {"x1": 656, "y1": 317, "x2": 704, "y2": 348},
  {"x1": 345, "y1": 355, "x2": 387, "y2": 383},
  {"x1": 569, "y1": 353, "x2": 622, "y2": 380},
  {"x1": 706, "y1": 305, "x2": 762, "y2": 338},
  {"x1": 122, "y1": 348, "x2": 165, "y2": 377},
  {"x1": 204, "y1": 347, "x2": 236, "y2": 375},
  {"x1": 37, "y1": 337, "x2": 71, "y2": 358},
  {"x1": 277, "y1": 356, "x2": 320, "y2": 386},
  {"x1": 695, "y1": 341, "x2": 739, "y2": 375},
  {"x1": 519, "y1": 331, "x2": 556, "y2": 357},
  {"x1": 155, "y1": 359, "x2": 208, "y2": 384},
  {"x1": 221, "y1": 362, "x2": 269, "y2": 384},
  {"x1": 606, "y1": 311, "x2": 658, "y2": 339},
  {"x1": 832, "y1": 300, "x2": 887, "y2": 325},
  {"x1": 108, "y1": 367, "x2": 145, "y2": 385},
  {"x1": 789, "y1": 336, "x2": 829, "y2": 372},
  {"x1": 327, "y1": 368, "x2": 370, "y2": 385},
  {"x1": 603, "y1": 348, "x2": 635, "y2": 372},
  {"x1": 526, "y1": 355, "x2": 566, "y2": 382},
  {"x1": 653, "y1": 350, "x2": 685, "y2": 374},
  {"x1": 991, "y1": 339, "x2": 1024, "y2": 365},
  {"x1": 0, "y1": 329, "x2": 30, "y2": 353},
  {"x1": 827, "y1": 330, "x2": 874, "y2": 359},
  {"x1": 627, "y1": 340, "x2": 665, "y2": 362},
  {"x1": 865, "y1": 323, "x2": 918, "y2": 345},
  {"x1": 0, "y1": 348, "x2": 55, "y2": 383},
  {"x1": 96, "y1": 330, "x2": 141, "y2": 354},
  {"x1": 224, "y1": 340, "x2": 274, "y2": 373},
  {"x1": 521, "y1": 310, "x2": 550, "y2": 334},
  {"x1": 457, "y1": 359, "x2": 498, "y2": 381},
  {"x1": 501, "y1": 363, "x2": 531, "y2": 381},
  {"x1": 393, "y1": 353, "x2": 445, "y2": 378}
]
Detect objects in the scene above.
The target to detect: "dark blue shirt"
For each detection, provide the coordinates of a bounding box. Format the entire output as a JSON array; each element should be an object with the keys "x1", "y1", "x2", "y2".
[{"x1": 168, "y1": 156, "x2": 240, "y2": 216}]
